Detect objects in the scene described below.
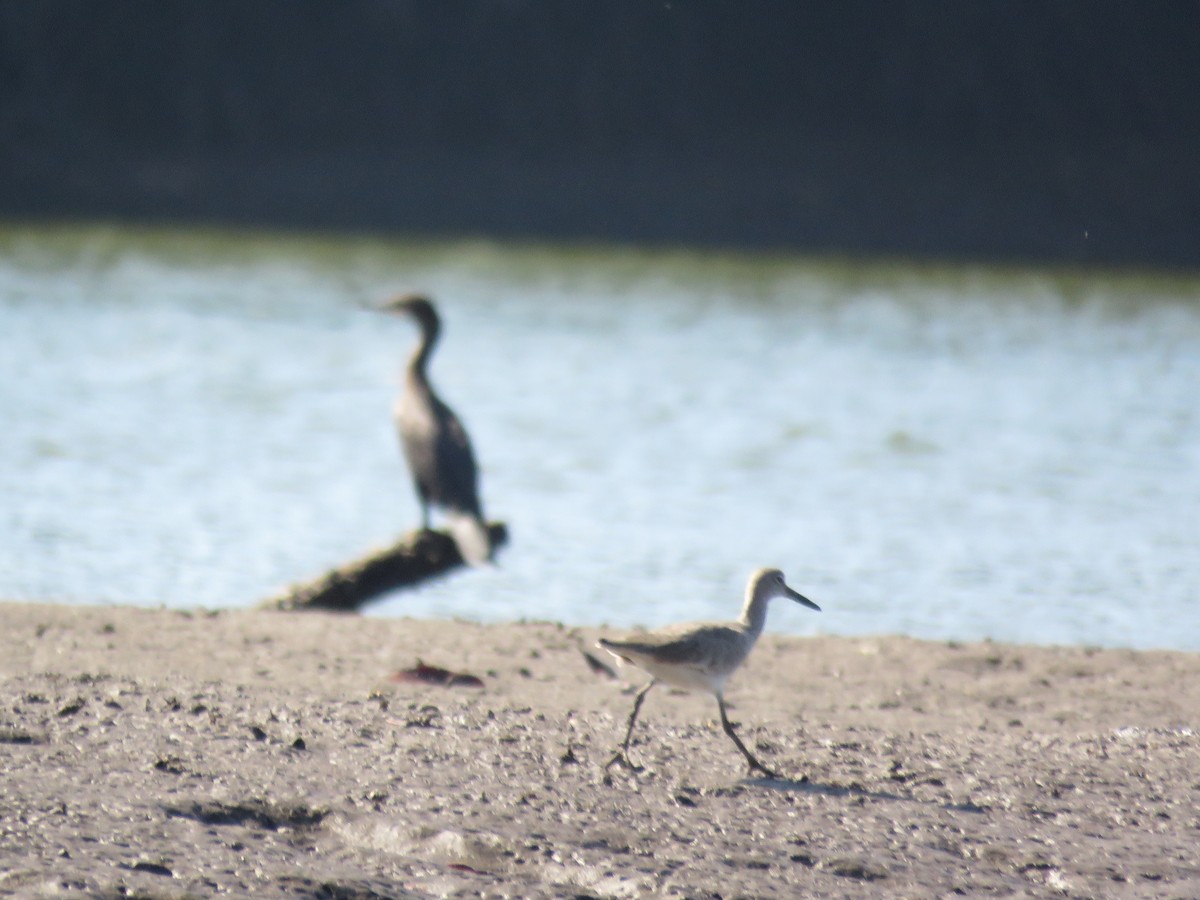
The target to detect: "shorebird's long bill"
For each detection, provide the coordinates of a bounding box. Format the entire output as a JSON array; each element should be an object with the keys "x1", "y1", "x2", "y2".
[{"x1": 786, "y1": 585, "x2": 821, "y2": 611}]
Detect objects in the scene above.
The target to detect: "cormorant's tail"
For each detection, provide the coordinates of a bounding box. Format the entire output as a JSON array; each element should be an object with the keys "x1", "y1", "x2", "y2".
[{"x1": 447, "y1": 512, "x2": 493, "y2": 567}]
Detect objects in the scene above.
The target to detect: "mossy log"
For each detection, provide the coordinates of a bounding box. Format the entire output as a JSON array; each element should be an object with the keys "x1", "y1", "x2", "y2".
[{"x1": 262, "y1": 522, "x2": 508, "y2": 613}]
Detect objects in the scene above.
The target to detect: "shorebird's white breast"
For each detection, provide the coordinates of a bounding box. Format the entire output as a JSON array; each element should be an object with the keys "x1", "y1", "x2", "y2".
[{"x1": 628, "y1": 653, "x2": 727, "y2": 694}]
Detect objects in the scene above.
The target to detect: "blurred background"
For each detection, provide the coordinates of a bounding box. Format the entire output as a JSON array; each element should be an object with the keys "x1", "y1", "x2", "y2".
[
  {"x1": 2, "y1": 2, "x2": 1198, "y2": 649},
  {"x1": 3, "y1": 1, "x2": 1199, "y2": 267}
]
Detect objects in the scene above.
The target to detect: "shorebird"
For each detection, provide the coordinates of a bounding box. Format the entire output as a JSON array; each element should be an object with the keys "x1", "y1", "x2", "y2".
[
  {"x1": 597, "y1": 567, "x2": 820, "y2": 778},
  {"x1": 380, "y1": 294, "x2": 492, "y2": 565}
]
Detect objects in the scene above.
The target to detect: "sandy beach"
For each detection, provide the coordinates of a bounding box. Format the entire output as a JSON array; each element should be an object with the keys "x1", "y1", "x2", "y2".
[{"x1": 1, "y1": 601, "x2": 1198, "y2": 898}]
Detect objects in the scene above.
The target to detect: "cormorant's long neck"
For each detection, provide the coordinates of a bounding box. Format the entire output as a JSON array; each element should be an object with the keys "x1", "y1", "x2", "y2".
[
  {"x1": 739, "y1": 583, "x2": 771, "y2": 638},
  {"x1": 406, "y1": 319, "x2": 440, "y2": 389}
]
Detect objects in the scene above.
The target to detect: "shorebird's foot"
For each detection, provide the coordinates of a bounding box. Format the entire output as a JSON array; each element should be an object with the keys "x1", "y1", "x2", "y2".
[
  {"x1": 746, "y1": 761, "x2": 809, "y2": 783},
  {"x1": 604, "y1": 750, "x2": 644, "y2": 772},
  {"x1": 747, "y1": 759, "x2": 782, "y2": 780}
]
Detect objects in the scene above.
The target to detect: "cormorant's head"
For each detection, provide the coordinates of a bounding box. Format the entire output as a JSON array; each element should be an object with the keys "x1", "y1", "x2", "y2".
[{"x1": 380, "y1": 293, "x2": 441, "y2": 338}]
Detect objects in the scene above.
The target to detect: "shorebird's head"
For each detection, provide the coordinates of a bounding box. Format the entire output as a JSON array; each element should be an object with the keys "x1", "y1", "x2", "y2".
[
  {"x1": 380, "y1": 293, "x2": 441, "y2": 335},
  {"x1": 753, "y1": 567, "x2": 820, "y2": 611}
]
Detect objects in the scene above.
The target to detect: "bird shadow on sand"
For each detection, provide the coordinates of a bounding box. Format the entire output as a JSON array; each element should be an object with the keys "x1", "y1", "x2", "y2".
[{"x1": 745, "y1": 775, "x2": 990, "y2": 815}]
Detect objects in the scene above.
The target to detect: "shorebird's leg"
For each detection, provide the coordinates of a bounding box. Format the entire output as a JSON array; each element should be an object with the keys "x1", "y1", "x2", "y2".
[
  {"x1": 717, "y1": 694, "x2": 781, "y2": 779},
  {"x1": 605, "y1": 680, "x2": 655, "y2": 770},
  {"x1": 619, "y1": 681, "x2": 654, "y2": 752}
]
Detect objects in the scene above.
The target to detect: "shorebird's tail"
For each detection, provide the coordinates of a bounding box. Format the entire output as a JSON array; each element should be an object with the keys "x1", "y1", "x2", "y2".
[{"x1": 447, "y1": 512, "x2": 493, "y2": 567}]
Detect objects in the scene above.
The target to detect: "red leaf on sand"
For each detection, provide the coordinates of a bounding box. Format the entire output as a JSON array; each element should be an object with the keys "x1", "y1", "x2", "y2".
[{"x1": 389, "y1": 660, "x2": 484, "y2": 688}]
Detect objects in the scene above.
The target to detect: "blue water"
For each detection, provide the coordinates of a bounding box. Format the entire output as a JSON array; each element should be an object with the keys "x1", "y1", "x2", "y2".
[{"x1": 2, "y1": 225, "x2": 1198, "y2": 650}]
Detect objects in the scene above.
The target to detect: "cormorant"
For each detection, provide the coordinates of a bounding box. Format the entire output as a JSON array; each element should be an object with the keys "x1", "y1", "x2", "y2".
[{"x1": 381, "y1": 294, "x2": 492, "y2": 565}]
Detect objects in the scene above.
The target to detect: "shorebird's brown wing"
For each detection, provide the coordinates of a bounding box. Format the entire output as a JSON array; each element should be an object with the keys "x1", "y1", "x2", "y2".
[{"x1": 600, "y1": 624, "x2": 745, "y2": 671}]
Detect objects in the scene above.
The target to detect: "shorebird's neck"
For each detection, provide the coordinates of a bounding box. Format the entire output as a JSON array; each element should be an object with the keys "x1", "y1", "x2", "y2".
[{"x1": 738, "y1": 583, "x2": 772, "y2": 638}]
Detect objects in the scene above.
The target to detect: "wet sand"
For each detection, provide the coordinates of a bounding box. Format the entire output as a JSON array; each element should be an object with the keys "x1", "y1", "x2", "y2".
[{"x1": 1, "y1": 601, "x2": 1198, "y2": 898}]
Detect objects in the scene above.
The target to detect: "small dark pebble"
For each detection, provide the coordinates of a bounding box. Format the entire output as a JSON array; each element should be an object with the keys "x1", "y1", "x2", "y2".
[
  {"x1": 0, "y1": 728, "x2": 45, "y2": 745},
  {"x1": 153, "y1": 756, "x2": 187, "y2": 775},
  {"x1": 827, "y1": 856, "x2": 888, "y2": 881},
  {"x1": 57, "y1": 698, "x2": 86, "y2": 717},
  {"x1": 129, "y1": 861, "x2": 173, "y2": 878}
]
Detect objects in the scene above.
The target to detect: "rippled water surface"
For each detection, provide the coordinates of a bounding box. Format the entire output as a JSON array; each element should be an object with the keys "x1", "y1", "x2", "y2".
[{"x1": 2, "y1": 224, "x2": 1197, "y2": 650}]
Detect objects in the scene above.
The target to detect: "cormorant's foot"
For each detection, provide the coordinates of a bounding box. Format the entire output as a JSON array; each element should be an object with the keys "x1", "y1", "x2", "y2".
[{"x1": 604, "y1": 750, "x2": 644, "y2": 773}]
